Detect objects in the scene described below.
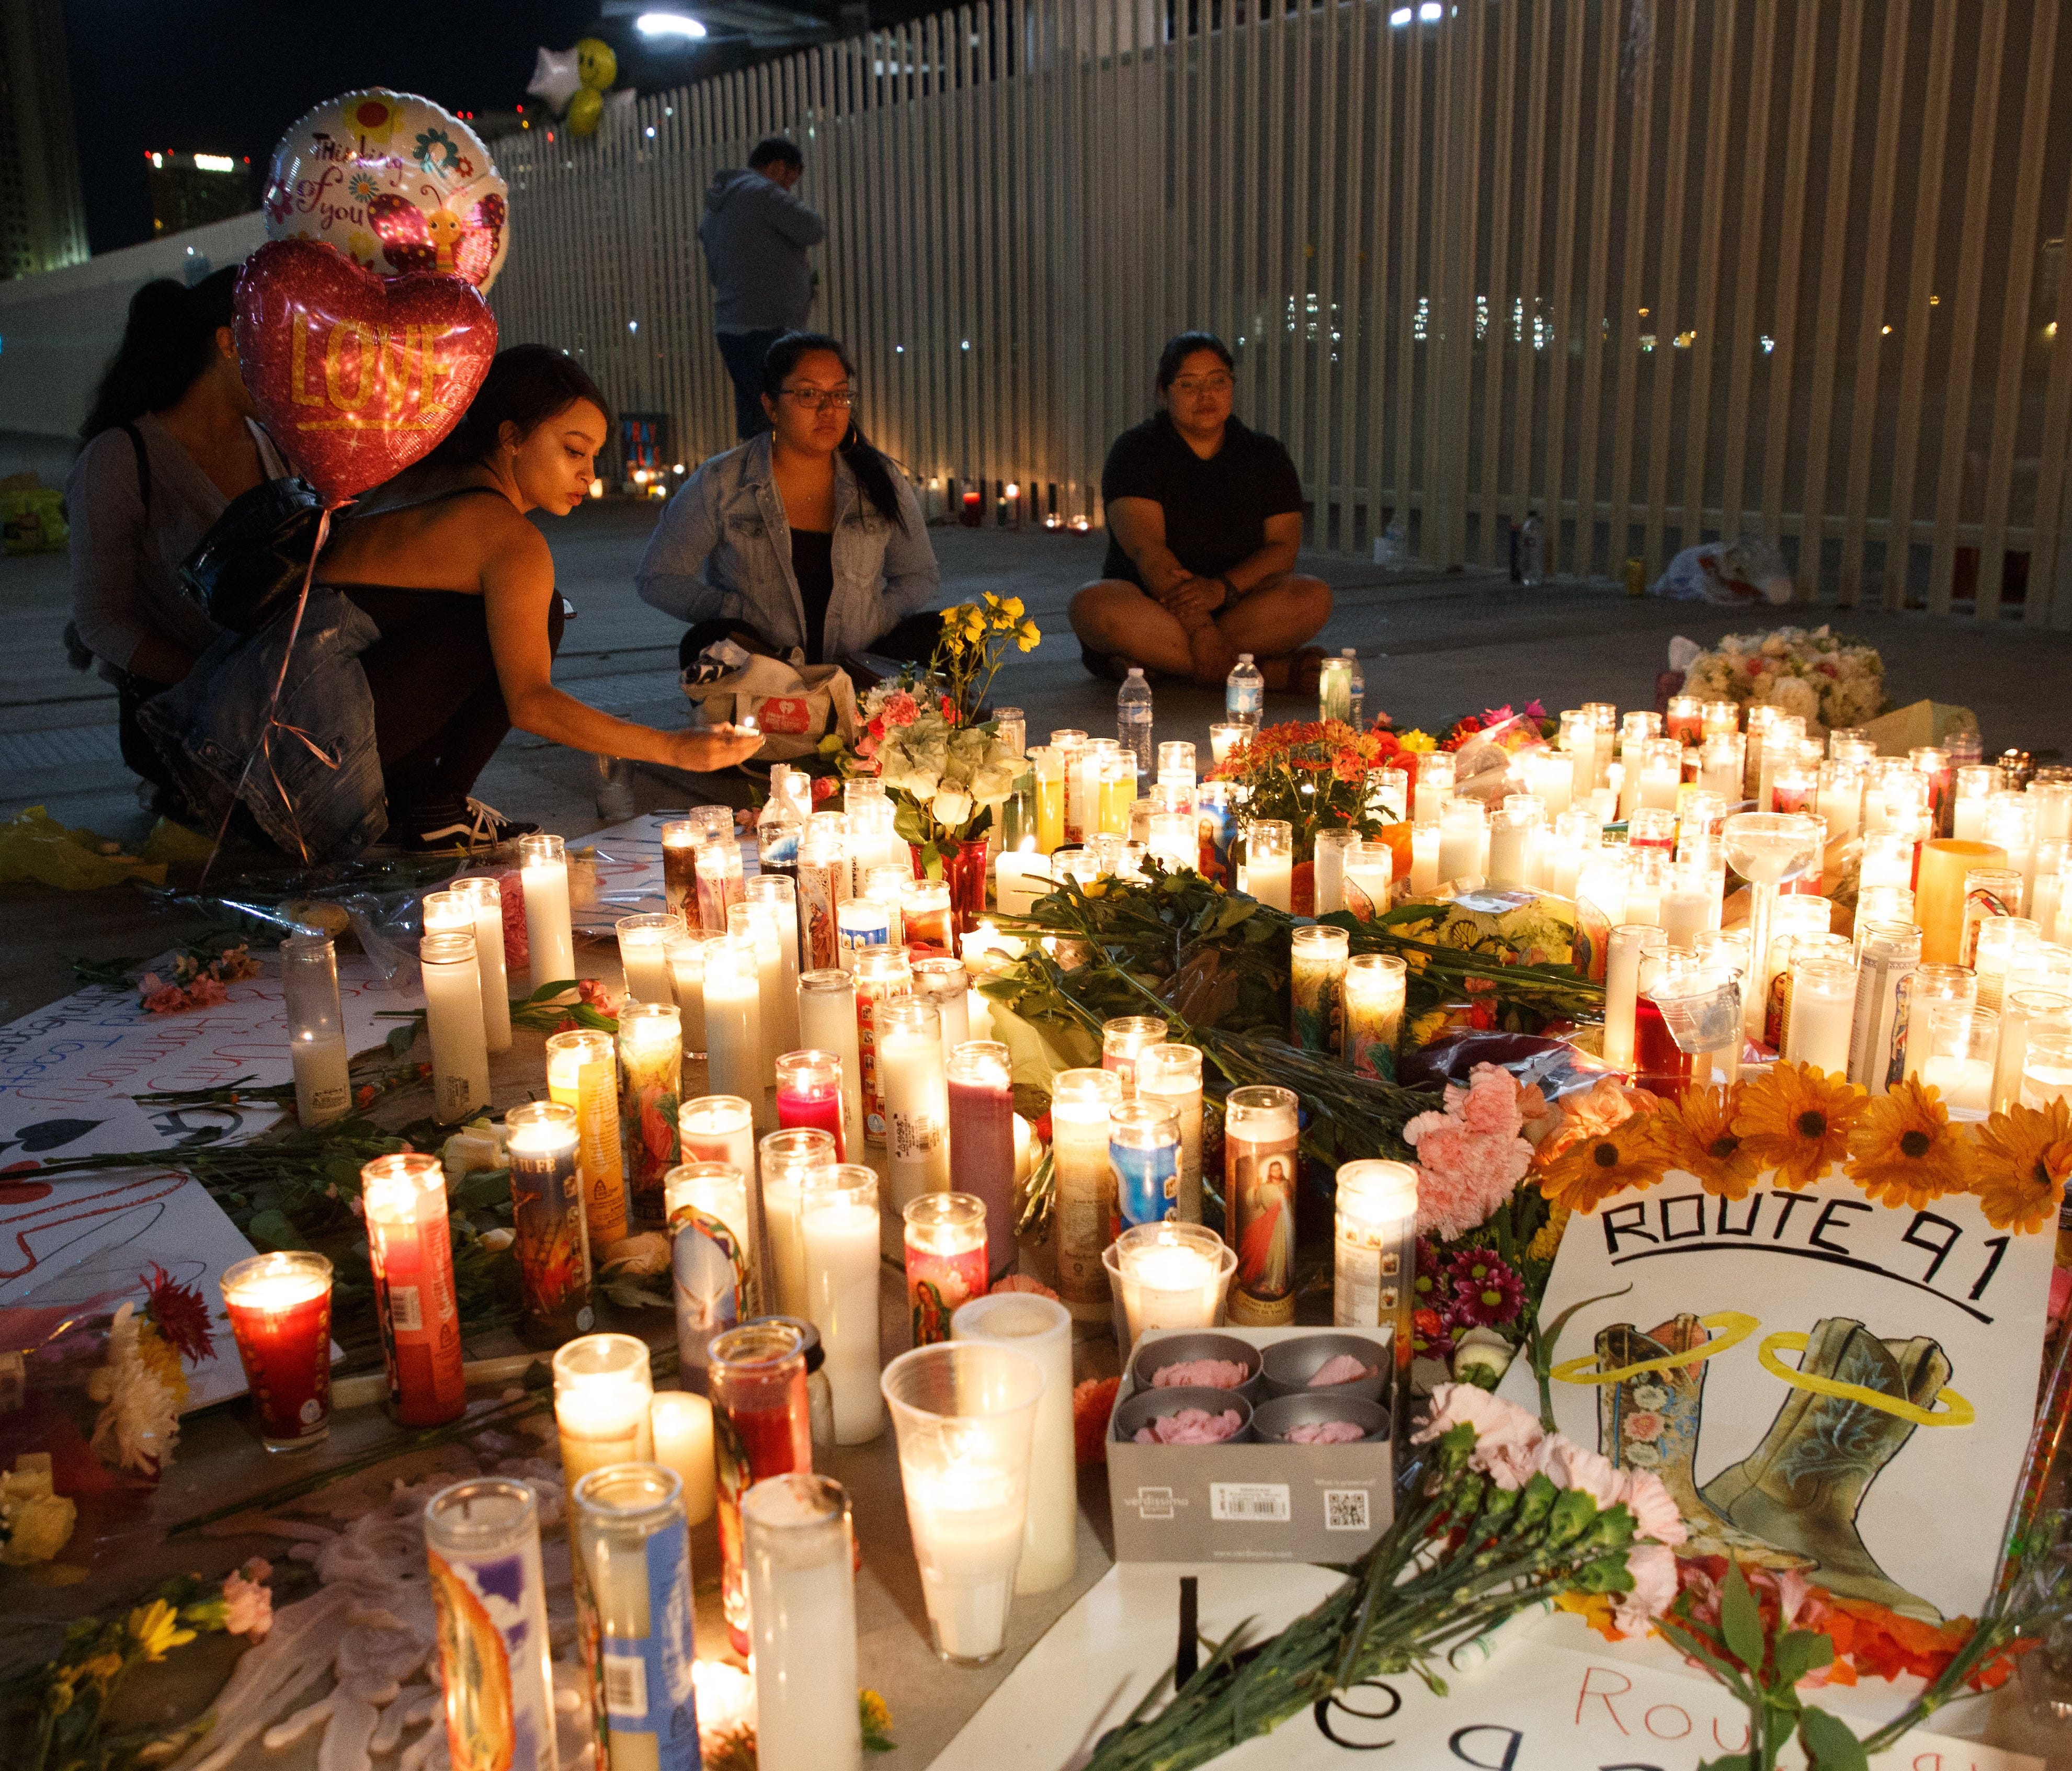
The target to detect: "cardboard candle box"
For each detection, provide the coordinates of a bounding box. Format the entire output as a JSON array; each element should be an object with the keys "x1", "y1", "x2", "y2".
[{"x1": 1106, "y1": 1326, "x2": 1394, "y2": 1563}]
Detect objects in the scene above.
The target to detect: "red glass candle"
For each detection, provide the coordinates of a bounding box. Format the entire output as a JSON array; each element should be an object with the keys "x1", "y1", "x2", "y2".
[
  {"x1": 221, "y1": 1251, "x2": 334, "y2": 1451},
  {"x1": 775, "y1": 1049, "x2": 847, "y2": 1159},
  {"x1": 1634, "y1": 999, "x2": 1693, "y2": 1102},
  {"x1": 902, "y1": 1193, "x2": 989, "y2": 1345},
  {"x1": 362, "y1": 1152, "x2": 466, "y2": 1427},
  {"x1": 709, "y1": 1320, "x2": 813, "y2": 1655},
  {"x1": 945, "y1": 1041, "x2": 1018, "y2": 1278}
]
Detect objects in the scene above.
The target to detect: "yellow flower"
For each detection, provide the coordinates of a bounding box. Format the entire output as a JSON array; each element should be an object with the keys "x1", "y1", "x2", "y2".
[
  {"x1": 998, "y1": 596, "x2": 1025, "y2": 621},
  {"x1": 939, "y1": 605, "x2": 961, "y2": 625},
  {"x1": 1016, "y1": 621, "x2": 1041, "y2": 652},
  {"x1": 1399, "y1": 730, "x2": 1437, "y2": 753},
  {"x1": 80, "y1": 1653, "x2": 125, "y2": 1684},
  {"x1": 1732, "y1": 1063, "x2": 1864, "y2": 1191},
  {"x1": 1846, "y1": 1078, "x2": 1971, "y2": 1208},
  {"x1": 134, "y1": 1321, "x2": 191, "y2": 1410},
  {"x1": 1537, "y1": 1117, "x2": 1670, "y2": 1213},
  {"x1": 1650, "y1": 1084, "x2": 1762, "y2": 1200},
  {"x1": 1971, "y1": 1099, "x2": 2072, "y2": 1233},
  {"x1": 128, "y1": 1598, "x2": 196, "y2": 1663},
  {"x1": 1527, "y1": 1202, "x2": 1571, "y2": 1263}
]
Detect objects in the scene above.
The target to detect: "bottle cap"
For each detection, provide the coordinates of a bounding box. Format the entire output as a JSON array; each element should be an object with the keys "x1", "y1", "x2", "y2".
[
  {"x1": 1126, "y1": 667, "x2": 1144, "y2": 678},
  {"x1": 1341, "y1": 648, "x2": 1356, "y2": 658},
  {"x1": 1237, "y1": 653, "x2": 1254, "y2": 662}
]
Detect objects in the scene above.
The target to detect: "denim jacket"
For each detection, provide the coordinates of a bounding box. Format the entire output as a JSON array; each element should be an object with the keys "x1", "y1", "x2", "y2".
[
  {"x1": 634, "y1": 433, "x2": 939, "y2": 661},
  {"x1": 138, "y1": 588, "x2": 388, "y2": 861}
]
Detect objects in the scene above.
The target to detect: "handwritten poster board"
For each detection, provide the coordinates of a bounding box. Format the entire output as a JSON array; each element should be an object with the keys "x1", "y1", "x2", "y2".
[{"x1": 1500, "y1": 1165, "x2": 2053, "y2": 1624}]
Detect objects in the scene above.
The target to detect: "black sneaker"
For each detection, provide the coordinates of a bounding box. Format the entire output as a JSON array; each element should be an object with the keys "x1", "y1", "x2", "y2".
[{"x1": 402, "y1": 797, "x2": 538, "y2": 853}]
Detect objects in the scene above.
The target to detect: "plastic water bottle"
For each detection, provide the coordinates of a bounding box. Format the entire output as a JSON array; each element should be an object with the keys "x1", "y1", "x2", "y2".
[
  {"x1": 1520, "y1": 512, "x2": 1546, "y2": 588},
  {"x1": 1226, "y1": 652, "x2": 1265, "y2": 730},
  {"x1": 1344, "y1": 649, "x2": 1364, "y2": 728},
  {"x1": 1117, "y1": 667, "x2": 1154, "y2": 780}
]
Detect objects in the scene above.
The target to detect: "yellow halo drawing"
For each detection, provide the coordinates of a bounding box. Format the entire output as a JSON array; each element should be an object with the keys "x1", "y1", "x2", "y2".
[
  {"x1": 1755, "y1": 1331, "x2": 1975, "y2": 1428},
  {"x1": 1549, "y1": 1310, "x2": 1760, "y2": 1387}
]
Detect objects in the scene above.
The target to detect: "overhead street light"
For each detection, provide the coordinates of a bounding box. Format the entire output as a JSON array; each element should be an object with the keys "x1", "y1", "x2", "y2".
[{"x1": 636, "y1": 10, "x2": 707, "y2": 39}]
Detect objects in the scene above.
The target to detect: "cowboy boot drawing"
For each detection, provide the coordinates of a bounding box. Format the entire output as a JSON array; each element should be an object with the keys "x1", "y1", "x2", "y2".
[
  {"x1": 1595, "y1": 1315, "x2": 1812, "y2": 1570},
  {"x1": 1701, "y1": 1317, "x2": 1949, "y2": 1622}
]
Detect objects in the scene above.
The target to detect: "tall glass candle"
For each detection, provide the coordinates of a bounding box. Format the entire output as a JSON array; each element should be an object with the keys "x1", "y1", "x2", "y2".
[
  {"x1": 552, "y1": 1333, "x2": 655, "y2": 1484},
  {"x1": 678, "y1": 1094, "x2": 756, "y2": 1181},
  {"x1": 1604, "y1": 925, "x2": 1669, "y2": 1073},
  {"x1": 901, "y1": 880, "x2": 955, "y2": 961},
  {"x1": 570, "y1": 1465, "x2": 700, "y2": 1771},
  {"x1": 612, "y1": 1002, "x2": 682, "y2": 1232},
  {"x1": 1849, "y1": 923, "x2": 1922, "y2": 1094},
  {"x1": 518, "y1": 833, "x2": 575, "y2": 990},
  {"x1": 1986, "y1": 794, "x2": 2040, "y2": 901},
  {"x1": 1487, "y1": 798, "x2": 1542, "y2": 887},
  {"x1": 946, "y1": 1040, "x2": 1019, "y2": 1270},
  {"x1": 665, "y1": 1159, "x2": 752, "y2": 1369},
  {"x1": 1050, "y1": 1067, "x2": 1124, "y2": 1322},
  {"x1": 1134, "y1": 1043, "x2": 1204, "y2": 1223},
  {"x1": 853, "y1": 946, "x2": 913, "y2": 1146},
  {"x1": 1974, "y1": 916, "x2": 2042, "y2": 1014},
  {"x1": 1953, "y1": 766, "x2": 1998, "y2": 842},
  {"x1": 1438, "y1": 799, "x2": 1489, "y2": 886},
  {"x1": 2023, "y1": 1027, "x2": 2072, "y2": 1108},
  {"x1": 728, "y1": 902, "x2": 785, "y2": 1077},
  {"x1": 743, "y1": 1474, "x2": 861, "y2": 1771},
  {"x1": 776, "y1": 1049, "x2": 846, "y2": 1157},
  {"x1": 1334, "y1": 1159, "x2": 1418, "y2": 1363},
  {"x1": 1312, "y1": 828, "x2": 1355, "y2": 913},
  {"x1": 905, "y1": 1192, "x2": 989, "y2": 1346},
  {"x1": 879, "y1": 998, "x2": 952, "y2": 1207},
  {"x1": 666, "y1": 928, "x2": 714, "y2": 1059},
  {"x1": 505, "y1": 1101, "x2": 593, "y2": 1346},
  {"x1": 614, "y1": 912, "x2": 678, "y2": 1005},
  {"x1": 1100, "y1": 1014, "x2": 1167, "y2": 1094},
  {"x1": 1244, "y1": 819, "x2": 1293, "y2": 910},
  {"x1": 799, "y1": 970, "x2": 865, "y2": 1157},
  {"x1": 759, "y1": 1128, "x2": 839, "y2": 1320},
  {"x1": 835, "y1": 890, "x2": 893, "y2": 970},
  {"x1": 424, "y1": 1479, "x2": 559, "y2": 1771},
  {"x1": 1413, "y1": 751, "x2": 1456, "y2": 824},
  {"x1": 421, "y1": 931, "x2": 491, "y2": 1125},
  {"x1": 913, "y1": 957, "x2": 972, "y2": 1054},
  {"x1": 548, "y1": 1028, "x2": 628, "y2": 1247},
  {"x1": 650, "y1": 1389, "x2": 716, "y2": 1526},
  {"x1": 702, "y1": 934, "x2": 768, "y2": 1133},
  {"x1": 1290, "y1": 925, "x2": 1350, "y2": 1056},
  {"x1": 1918, "y1": 1004, "x2": 1999, "y2": 1116},
  {"x1": 1916, "y1": 838, "x2": 2008, "y2": 965},
  {"x1": 221, "y1": 1250, "x2": 333, "y2": 1452},
  {"x1": 1994, "y1": 990, "x2": 2072, "y2": 1115},
  {"x1": 1659, "y1": 858, "x2": 1715, "y2": 949},
  {"x1": 804, "y1": 1165, "x2": 884, "y2": 1444},
  {"x1": 748, "y1": 875, "x2": 804, "y2": 1053},
  {"x1": 362, "y1": 1152, "x2": 465, "y2": 1426},
  {"x1": 661, "y1": 818, "x2": 700, "y2": 919},
  {"x1": 279, "y1": 931, "x2": 350, "y2": 1128},
  {"x1": 446, "y1": 876, "x2": 514, "y2": 1053},
  {"x1": 1961, "y1": 868, "x2": 2028, "y2": 966},
  {"x1": 1225, "y1": 1084, "x2": 1301, "y2": 1327},
  {"x1": 1109, "y1": 1099, "x2": 1181, "y2": 1231},
  {"x1": 1698, "y1": 732, "x2": 1745, "y2": 802},
  {"x1": 695, "y1": 829, "x2": 745, "y2": 933},
  {"x1": 1783, "y1": 954, "x2": 1858, "y2": 1073},
  {"x1": 1345, "y1": 952, "x2": 1408, "y2": 1080},
  {"x1": 1103, "y1": 1220, "x2": 1231, "y2": 1347},
  {"x1": 796, "y1": 814, "x2": 850, "y2": 972},
  {"x1": 880, "y1": 1343, "x2": 1045, "y2": 1665},
  {"x1": 1343, "y1": 837, "x2": 1394, "y2": 919},
  {"x1": 950, "y1": 1292, "x2": 1075, "y2": 1594},
  {"x1": 1030, "y1": 746, "x2": 1065, "y2": 854},
  {"x1": 710, "y1": 1320, "x2": 813, "y2": 1654}
]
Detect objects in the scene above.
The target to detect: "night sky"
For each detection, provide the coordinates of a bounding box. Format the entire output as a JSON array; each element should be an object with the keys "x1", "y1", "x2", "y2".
[{"x1": 63, "y1": 1, "x2": 604, "y2": 254}]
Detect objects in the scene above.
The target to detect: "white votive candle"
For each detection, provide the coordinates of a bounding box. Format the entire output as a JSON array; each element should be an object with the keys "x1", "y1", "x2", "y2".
[
  {"x1": 1245, "y1": 819, "x2": 1293, "y2": 910},
  {"x1": 420, "y1": 930, "x2": 489, "y2": 1125},
  {"x1": 803, "y1": 1165, "x2": 884, "y2": 1444},
  {"x1": 799, "y1": 969, "x2": 866, "y2": 1159},
  {"x1": 615, "y1": 912, "x2": 679, "y2": 1004},
  {"x1": 1603, "y1": 925, "x2": 1667, "y2": 1073},
  {"x1": 649, "y1": 1390, "x2": 716, "y2": 1525},
  {"x1": 878, "y1": 998, "x2": 951, "y2": 1208},
  {"x1": 743, "y1": 1474, "x2": 863, "y2": 1771},
  {"x1": 702, "y1": 933, "x2": 768, "y2": 1132},
  {"x1": 518, "y1": 832, "x2": 575, "y2": 991},
  {"x1": 951, "y1": 1292, "x2": 1076, "y2": 1594},
  {"x1": 280, "y1": 930, "x2": 351, "y2": 1127},
  {"x1": 1783, "y1": 954, "x2": 1858, "y2": 1073},
  {"x1": 1409, "y1": 823, "x2": 1441, "y2": 894}
]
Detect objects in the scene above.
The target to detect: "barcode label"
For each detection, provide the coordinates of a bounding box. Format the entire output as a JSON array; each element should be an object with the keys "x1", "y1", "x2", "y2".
[
  {"x1": 602, "y1": 1653, "x2": 648, "y2": 1718},
  {"x1": 1325, "y1": 1489, "x2": 1371, "y2": 1532},
  {"x1": 1210, "y1": 1482, "x2": 1290, "y2": 1523},
  {"x1": 388, "y1": 1285, "x2": 423, "y2": 1332}
]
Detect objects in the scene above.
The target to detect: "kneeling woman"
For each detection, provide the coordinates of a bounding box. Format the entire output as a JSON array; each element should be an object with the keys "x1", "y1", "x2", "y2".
[
  {"x1": 146, "y1": 346, "x2": 760, "y2": 856},
  {"x1": 635, "y1": 331, "x2": 940, "y2": 669}
]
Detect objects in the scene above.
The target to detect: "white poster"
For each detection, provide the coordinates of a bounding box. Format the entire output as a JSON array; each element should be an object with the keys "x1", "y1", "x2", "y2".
[
  {"x1": 571, "y1": 812, "x2": 756, "y2": 936},
  {"x1": 1499, "y1": 1165, "x2": 2054, "y2": 1624}
]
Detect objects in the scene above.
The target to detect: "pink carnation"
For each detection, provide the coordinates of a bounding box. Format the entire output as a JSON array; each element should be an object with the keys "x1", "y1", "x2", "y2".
[
  {"x1": 222, "y1": 1559, "x2": 274, "y2": 1637},
  {"x1": 881, "y1": 690, "x2": 920, "y2": 727},
  {"x1": 1450, "y1": 1064, "x2": 1524, "y2": 1139},
  {"x1": 1412, "y1": 1383, "x2": 1544, "y2": 1489},
  {"x1": 1531, "y1": 1435, "x2": 1624, "y2": 1508},
  {"x1": 1616, "y1": 1467, "x2": 1689, "y2": 1546},
  {"x1": 1613, "y1": 1542, "x2": 1681, "y2": 1635}
]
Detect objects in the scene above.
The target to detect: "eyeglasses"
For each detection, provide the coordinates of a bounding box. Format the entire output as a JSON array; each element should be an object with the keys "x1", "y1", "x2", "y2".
[
  {"x1": 1169, "y1": 374, "x2": 1234, "y2": 397},
  {"x1": 780, "y1": 387, "x2": 856, "y2": 410}
]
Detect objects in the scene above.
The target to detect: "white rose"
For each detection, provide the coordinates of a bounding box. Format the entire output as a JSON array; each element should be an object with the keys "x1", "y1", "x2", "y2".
[
  {"x1": 907, "y1": 769, "x2": 941, "y2": 800},
  {"x1": 971, "y1": 762, "x2": 1017, "y2": 800},
  {"x1": 932, "y1": 787, "x2": 974, "y2": 827},
  {"x1": 1767, "y1": 675, "x2": 1820, "y2": 724}
]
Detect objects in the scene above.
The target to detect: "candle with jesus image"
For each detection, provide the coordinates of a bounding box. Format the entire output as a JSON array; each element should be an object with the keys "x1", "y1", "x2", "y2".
[{"x1": 1224, "y1": 1084, "x2": 1300, "y2": 1327}]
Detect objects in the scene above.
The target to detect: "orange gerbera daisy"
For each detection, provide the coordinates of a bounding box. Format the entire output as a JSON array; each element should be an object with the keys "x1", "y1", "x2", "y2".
[
  {"x1": 1649, "y1": 1084, "x2": 1762, "y2": 1200},
  {"x1": 1846, "y1": 1078, "x2": 1971, "y2": 1209},
  {"x1": 1536, "y1": 1118, "x2": 1670, "y2": 1213},
  {"x1": 1970, "y1": 1098, "x2": 2072, "y2": 1234},
  {"x1": 1732, "y1": 1063, "x2": 1865, "y2": 1191}
]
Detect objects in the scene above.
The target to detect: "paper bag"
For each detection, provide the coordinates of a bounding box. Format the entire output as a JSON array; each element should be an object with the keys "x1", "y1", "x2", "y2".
[{"x1": 682, "y1": 654, "x2": 860, "y2": 761}]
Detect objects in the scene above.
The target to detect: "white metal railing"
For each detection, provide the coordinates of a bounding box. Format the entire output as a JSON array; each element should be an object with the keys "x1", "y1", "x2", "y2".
[{"x1": 489, "y1": 0, "x2": 2072, "y2": 625}]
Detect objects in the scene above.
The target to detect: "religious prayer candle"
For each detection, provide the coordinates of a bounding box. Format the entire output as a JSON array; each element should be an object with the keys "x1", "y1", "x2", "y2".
[
  {"x1": 1131, "y1": 1042, "x2": 1204, "y2": 1224},
  {"x1": 569, "y1": 1465, "x2": 700, "y2": 1771},
  {"x1": 1095, "y1": 1015, "x2": 1164, "y2": 1095},
  {"x1": 796, "y1": 817, "x2": 849, "y2": 972},
  {"x1": 1244, "y1": 819, "x2": 1294, "y2": 910},
  {"x1": 905, "y1": 1190, "x2": 989, "y2": 1347},
  {"x1": 651, "y1": 1390, "x2": 716, "y2": 1526},
  {"x1": 661, "y1": 818, "x2": 700, "y2": 919},
  {"x1": 665, "y1": 1159, "x2": 752, "y2": 1371},
  {"x1": 424, "y1": 1480, "x2": 558, "y2": 1771},
  {"x1": 880, "y1": 1343, "x2": 1046, "y2": 1665},
  {"x1": 803, "y1": 1165, "x2": 884, "y2": 1444},
  {"x1": 1911, "y1": 746, "x2": 1953, "y2": 835},
  {"x1": 504, "y1": 1101, "x2": 593, "y2": 1346},
  {"x1": 798, "y1": 970, "x2": 866, "y2": 1158},
  {"x1": 616, "y1": 913, "x2": 679, "y2": 1005},
  {"x1": 518, "y1": 833, "x2": 576, "y2": 990},
  {"x1": 1603, "y1": 925, "x2": 1669, "y2": 1073},
  {"x1": 1849, "y1": 923, "x2": 1923, "y2": 1094},
  {"x1": 945, "y1": 1041, "x2": 1019, "y2": 1269},
  {"x1": 547, "y1": 1029, "x2": 628, "y2": 1246},
  {"x1": 759, "y1": 1128, "x2": 839, "y2": 1320},
  {"x1": 853, "y1": 946, "x2": 913, "y2": 1145},
  {"x1": 1337, "y1": 837, "x2": 1391, "y2": 922},
  {"x1": 1916, "y1": 840, "x2": 2006, "y2": 964},
  {"x1": 420, "y1": 932, "x2": 491, "y2": 1125},
  {"x1": 695, "y1": 829, "x2": 746, "y2": 933},
  {"x1": 553, "y1": 1333, "x2": 655, "y2": 1486},
  {"x1": 1409, "y1": 822, "x2": 1442, "y2": 895},
  {"x1": 1960, "y1": 868, "x2": 2028, "y2": 967},
  {"x1": 1438, "y1": 799, "x2": 1489, "y2": 887},
  {"x1": 1344, "y1": 951, "x2": 1409, "y2": 1082},
  {"x1": 279, "y1": 931, "x2": 351, "y2": 1128},
  {"x1": 362, "y1": 1152, "x2": 465, "y2": 1427},
  {"x1": 1225, "y1": 1084, "x2": 1301, "y2": 1327},
  {"x1": 665, "y1": 928, "x2": 715, "y2": 1059},
  {"x1": 1974, "y1": 916, "x2": 2042, "y2": 1015},
  {"x1": 1050, "y1": 1066, "x2": 1125, "y2": 1322},
  {"x1": 1289, "y1": 924, "x2": 1350, "y2": 1056},
  {"x1": 879, "y1": 998, "x2": 952, "y2": 1208},
  {"x1": 775, "y1": 1049, "x2": 847, "y2": 1159},
  {"x1": 2023, "y1": 1027, "x2": 2072, "y2": 1109},
  {"x1": 1108, "y1": 1098, "x2": 1182, "y2": 1233},
  {"x1": 710, "y1": 1320, "x2": 813, "y2": 1654},
  {"x1": 701, "y1": 934, "x2": 769, "y2": 1134},
  {"x1": 1311, "y1": 828, "x2": 1354, "y2": 913},
  {"x1": 221, "y1": 1250, "x2": 333, "y2": 1452},
  {"x1": 1334, "y1": 1159, "x2": 1418, "y2": 1359},
  {"x1": 913, "y1": 957, "x2": 972, "y2": 1056},
  {"x1": 617, "y1": 1003, "x2": 684, "y2": 1230},
  {"x1": 835, "y1": 888, "x2": 894, "y2": 970},
  {"x1": 1783, "y1": 954, "x2": 1858, "y2": 1073},
  {"x1": 743, "y1": 1474, "x2": 862, "y2": 1771},
  {"x1": 1414, "y1": 751, "x2": 1456, "y2": 824},
  {"x1": 1918, "y1": 1004, "x2": 1999, "y2": 1116},
  {"x1": 1102, "y1": 1221, "x2": 1232, "y2": 1353}
]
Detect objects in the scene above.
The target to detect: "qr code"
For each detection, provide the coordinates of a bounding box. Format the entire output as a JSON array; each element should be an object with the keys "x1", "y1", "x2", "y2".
[{"x1": 1325, "y1": 1489, "x2": 1371, "y2": 1532}]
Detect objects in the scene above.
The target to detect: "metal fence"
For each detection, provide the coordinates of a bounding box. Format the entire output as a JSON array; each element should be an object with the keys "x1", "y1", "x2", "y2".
[{"x1": 489, "y1": 0, "x2": 2072, "y2": 625}]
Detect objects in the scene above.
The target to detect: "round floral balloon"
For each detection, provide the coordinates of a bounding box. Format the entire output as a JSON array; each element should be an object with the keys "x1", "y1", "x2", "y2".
[{"x1": 263, "y1": 89, "x2": 509, "y2": 293}]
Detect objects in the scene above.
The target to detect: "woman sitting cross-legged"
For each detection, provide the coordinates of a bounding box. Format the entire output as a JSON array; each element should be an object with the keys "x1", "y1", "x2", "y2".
[
  {"x1": 1068, "y1": 331, "x2": 1333, "y2": 690},
  {"x1": 143, "y1": 345, "x2": 761, "y2": 858}
]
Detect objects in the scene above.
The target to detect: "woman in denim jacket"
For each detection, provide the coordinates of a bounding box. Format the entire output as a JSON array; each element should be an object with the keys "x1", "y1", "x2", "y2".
[{"x1": 636, "y1": 331, "x2": 940, "y2": 672}]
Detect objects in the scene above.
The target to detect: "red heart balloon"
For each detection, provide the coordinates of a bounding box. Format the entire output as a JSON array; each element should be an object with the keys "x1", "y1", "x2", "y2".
[{"x1": 234, "y1": 237, "x2": 497, "y2": 505}]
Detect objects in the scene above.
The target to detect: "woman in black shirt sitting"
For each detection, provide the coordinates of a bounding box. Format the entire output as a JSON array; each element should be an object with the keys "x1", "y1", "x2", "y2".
[{"x1": 1069, "y1": 332, "x2": 1332, "y2": 690}]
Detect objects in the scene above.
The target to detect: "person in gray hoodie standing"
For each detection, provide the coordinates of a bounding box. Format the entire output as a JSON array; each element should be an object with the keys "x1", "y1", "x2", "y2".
[{"x1": 699, "y1": 136, "x2": 825, "y2": 439}]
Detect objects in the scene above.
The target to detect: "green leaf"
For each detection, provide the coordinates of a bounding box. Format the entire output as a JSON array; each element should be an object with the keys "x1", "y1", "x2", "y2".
[
  {"x1": 1719, "y1": 1562, "x2": 1767, "y2": 1672},
  {"x1": 450, "y1": 1166, "x2": 512, "y2": 1211},
  {"x1": 1772, "y1": 1629, "x2": 1835, "y2": 1687},
  {"x1": 892, "y1": 802, "x2": 927, "y2": 845},
  {"x1": 384, "y1": 1017, "x2": 422, "y2": 1059},
  {"x1": 1796, "y1": 1706, "x2": 1871, "y2": 1771},
  {"x1": 1696, "y1": 1758, "x2": 1754, "y2": 1771},
  {"x1": 245, "y1": 1209, "x2": 309, "y2": 1251},
  {"x1": 525, "y1": 980, "x2": 579, "y2": 1004}
]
